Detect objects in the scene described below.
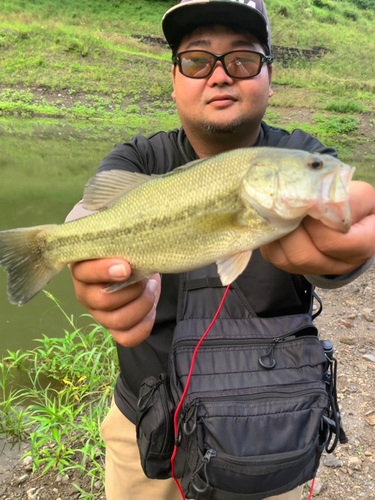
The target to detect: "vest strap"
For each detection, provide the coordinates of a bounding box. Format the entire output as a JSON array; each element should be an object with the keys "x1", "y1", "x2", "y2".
[{"x1": 184, "y1": 277, "x2": 223, "y2": 290}]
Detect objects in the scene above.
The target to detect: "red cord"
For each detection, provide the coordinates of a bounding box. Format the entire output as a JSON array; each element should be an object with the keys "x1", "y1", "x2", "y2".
[
  {"x1": 307, "y1": 478, "x2": 315, "y2": 500},
  {"x1": 171, "y1": 284, "x2": 231, "y2": 500}
]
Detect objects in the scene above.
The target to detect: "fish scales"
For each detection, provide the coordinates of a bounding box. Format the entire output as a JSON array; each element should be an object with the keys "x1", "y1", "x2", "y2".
[
  {"x1": 0, "y1": 147, "x2": 355, "y2": 305},
  {"x1": 47, "y1": 149, "x2": 262, "y2": 271}
]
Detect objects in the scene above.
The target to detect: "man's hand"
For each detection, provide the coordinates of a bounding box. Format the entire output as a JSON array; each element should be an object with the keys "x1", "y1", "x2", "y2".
[
  {"x1": 70, "y1": 259, "x2": 161, "y2": 347},
  {"x1": 260, "y1": 181, "x2": 375, "y2": 276}
]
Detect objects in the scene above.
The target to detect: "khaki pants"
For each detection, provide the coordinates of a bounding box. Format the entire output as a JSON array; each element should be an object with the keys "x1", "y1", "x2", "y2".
[{"x1": 101, "y1": 399, "x2": 304, "y2": 500}]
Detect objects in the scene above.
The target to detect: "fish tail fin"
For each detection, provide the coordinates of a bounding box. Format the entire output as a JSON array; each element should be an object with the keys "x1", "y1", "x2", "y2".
[{"x1": 0, "y1": 225, "x2": 63, "y2": 306}]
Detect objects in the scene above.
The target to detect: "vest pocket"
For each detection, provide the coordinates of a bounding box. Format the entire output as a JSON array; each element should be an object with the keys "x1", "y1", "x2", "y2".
[
  {"x1": 182, "y1": 383, "x2": 328, "y2": 495},
  {"x1": 136, "y1": 374, "x2": 175, "y2": 479}
]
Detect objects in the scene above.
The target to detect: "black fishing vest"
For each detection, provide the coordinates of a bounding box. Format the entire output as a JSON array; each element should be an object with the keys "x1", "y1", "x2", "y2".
[{"x1": 136, "y1": 264, "x2": 345, "y2": 499}]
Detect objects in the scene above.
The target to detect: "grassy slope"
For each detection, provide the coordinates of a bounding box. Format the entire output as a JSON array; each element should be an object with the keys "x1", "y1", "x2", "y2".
[{"x1": 1, "y1": 0, "x2": 374, "y2": 94}]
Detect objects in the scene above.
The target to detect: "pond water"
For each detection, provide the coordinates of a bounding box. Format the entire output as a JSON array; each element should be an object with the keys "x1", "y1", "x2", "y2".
[{"x1": 0, "y1": 118, "x2": 133, "y2": 357}]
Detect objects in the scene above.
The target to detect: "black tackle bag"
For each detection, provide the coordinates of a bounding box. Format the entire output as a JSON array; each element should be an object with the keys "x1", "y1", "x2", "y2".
[{"x1": 136, "y1": 266, "x2": 346, "y2": 499}]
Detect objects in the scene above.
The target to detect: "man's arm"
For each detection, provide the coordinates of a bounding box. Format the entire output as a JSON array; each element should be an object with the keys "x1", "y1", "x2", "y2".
[{"x1": 261, "y1": 181, "x2": 375, "y2": 280}]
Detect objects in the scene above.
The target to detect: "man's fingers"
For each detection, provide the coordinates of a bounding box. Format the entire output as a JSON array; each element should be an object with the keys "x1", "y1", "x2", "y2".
[
  {"x1": 80, "y1": 280, "x2": 146, "y2": 311},
  {"x1": 302, "y1": 215, "x2": 375, "y2": 265},
  {"x1": 261, "y1": 227, "x2": 356, "y2": 276},
  {"x1": 71, "y1": 258, "x2": 131, "y2": 284},
  {"x1": 87, "y1": 279, "x2": 158, "y2": 332},
  {"x1": 108, "y1": 308, "x2": 157, "y2": 348}
]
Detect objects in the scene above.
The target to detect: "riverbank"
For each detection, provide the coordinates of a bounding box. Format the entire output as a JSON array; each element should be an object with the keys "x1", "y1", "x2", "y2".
[
  {"x1": 0, "y1": 294, "x2": 115, "y2": 500},
  {"x1": 1, "y1": 90, "x2": 374, "y2": 187}
]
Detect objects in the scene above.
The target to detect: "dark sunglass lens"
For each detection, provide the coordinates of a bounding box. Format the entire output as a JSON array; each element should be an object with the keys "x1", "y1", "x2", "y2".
[
  {"x1": 180, "y1": 52, "x2": 213, "y2": 77},
  {"x1": 224, "y1": 51, "x2": 261, "y2": 78}
]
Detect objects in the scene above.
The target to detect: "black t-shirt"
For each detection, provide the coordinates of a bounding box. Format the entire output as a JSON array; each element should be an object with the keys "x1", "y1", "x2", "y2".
[{"x1": 97, "y1": 123, "x2": 337, "y2": 423}]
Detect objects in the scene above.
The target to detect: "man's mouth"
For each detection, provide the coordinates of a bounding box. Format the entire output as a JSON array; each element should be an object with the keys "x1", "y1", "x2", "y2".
[{"x1": 207, "y1": 95, "x2": 237, "y2": 107}]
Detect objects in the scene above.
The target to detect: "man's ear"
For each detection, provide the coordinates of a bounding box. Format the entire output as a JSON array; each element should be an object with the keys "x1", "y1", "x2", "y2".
[
  {"x1": 171, "y1": 65, "x2": 176, "y2": 100},
  {"x1": 268, "y1": 64, "x2": 273, "y2": 98}
]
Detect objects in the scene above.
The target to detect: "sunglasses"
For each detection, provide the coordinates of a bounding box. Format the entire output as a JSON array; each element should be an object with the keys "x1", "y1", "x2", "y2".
[{"x1": 172, "y1": 50, "x2": 273, "y2": 79}]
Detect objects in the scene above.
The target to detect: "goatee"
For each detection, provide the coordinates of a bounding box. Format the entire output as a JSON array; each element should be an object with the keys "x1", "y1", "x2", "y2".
[{"x1": 203, "y1": 119, "x2": 242, "y2": 134}]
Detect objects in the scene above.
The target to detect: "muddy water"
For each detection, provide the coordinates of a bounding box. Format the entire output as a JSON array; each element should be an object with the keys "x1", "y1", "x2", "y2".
[{"x1": 0, "y1": 119, "x2": 130, "y2": 357}]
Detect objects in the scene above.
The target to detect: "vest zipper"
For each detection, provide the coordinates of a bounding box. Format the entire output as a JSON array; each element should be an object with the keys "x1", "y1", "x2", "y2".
[
  {"x1": 212, "y1": 438, "x2": 316, "y2": 467},
  {"x1": 172, "y1": 330, "x2": 318, "y2": 351},
  {"x1": 172, "y1": 331, "x2": 319, "y2": 370},
  {"x1": 159, "y1": 374, "x2": 173, "y2": 454}
]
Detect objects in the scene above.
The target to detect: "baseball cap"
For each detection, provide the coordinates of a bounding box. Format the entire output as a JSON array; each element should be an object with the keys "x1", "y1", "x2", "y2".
[{"x1": 162, "y1": 0, "x2": 271, "y2": 55}]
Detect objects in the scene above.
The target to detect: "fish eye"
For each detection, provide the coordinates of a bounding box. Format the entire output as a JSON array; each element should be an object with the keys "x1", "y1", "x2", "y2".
[{"x1": 308, "y1": 158, "x2": 324, "y2": 170}]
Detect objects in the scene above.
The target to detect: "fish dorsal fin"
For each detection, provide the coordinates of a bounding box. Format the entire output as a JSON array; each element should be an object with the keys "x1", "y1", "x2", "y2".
[
  {"x1": 82, "y1": 170, "x2": 153, "y2": 210},
  {"x1": 82, "y1": 159, "x2": 203, "y2": 211},
  {"x1": 168, "y1": 158, "x2": 203, "y2": 174},
  {"x1": 216, "y1": 250, "x2": 253, "y2": 286}
]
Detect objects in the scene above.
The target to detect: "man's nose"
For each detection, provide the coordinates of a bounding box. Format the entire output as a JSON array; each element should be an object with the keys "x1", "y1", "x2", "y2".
[{"x1": 207, "y1": 61, "x2": 234, "y2": 85}]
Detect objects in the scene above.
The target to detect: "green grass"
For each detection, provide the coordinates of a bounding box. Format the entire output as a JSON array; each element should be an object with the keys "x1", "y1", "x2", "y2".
[
  {"x1": 0, "y1": 293, "x2": 118, "y2": 498},
  {"x1": 0, "y1": 89, "x2": 180, "y2": 131},
  {"x1": 323, "y1": 99, "x2": 369, "y2": 114}
]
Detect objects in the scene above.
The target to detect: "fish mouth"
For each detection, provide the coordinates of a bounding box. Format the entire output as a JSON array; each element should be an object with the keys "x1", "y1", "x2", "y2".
[{"x1": 313, "y1": 164, "x2": 356, "y2": 233}]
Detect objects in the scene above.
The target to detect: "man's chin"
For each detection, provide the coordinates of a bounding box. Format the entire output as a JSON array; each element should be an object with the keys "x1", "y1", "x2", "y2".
[{"x1": 203, "y1": 119, "x2": 243, "y2": 134}]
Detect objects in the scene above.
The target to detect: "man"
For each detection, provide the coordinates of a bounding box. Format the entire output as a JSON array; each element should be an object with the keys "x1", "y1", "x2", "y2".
[{"x1": 67, "y1": 1, "x2": 375, "y2": 499}]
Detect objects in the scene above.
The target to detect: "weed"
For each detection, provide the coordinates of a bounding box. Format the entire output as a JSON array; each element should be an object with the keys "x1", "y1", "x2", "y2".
[
  {"x1": 265, "y1": 109, "x2": 281, "y2": 124},
  {"x1": 124, "y1": 104, "x2": 140, "y2": 114},
  {"x1": 342, "y1": 9, "x2": 358, "y2": 20},
  {"x1": 313, "y1": 113, "x2": 359, "y2": 135},
  {"x1": 324, "y1": 100, "x2": 367, "y2": 114},
  {"x1": 0, "y1": 293, "x2": 118, "y2": 492},
  {"x1": 129, "y1": 95, "x2": 140, "y2": 104}
]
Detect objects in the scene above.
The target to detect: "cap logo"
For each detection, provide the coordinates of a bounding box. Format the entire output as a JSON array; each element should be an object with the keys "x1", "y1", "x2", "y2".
[{"x1": 231, "y1": 0, "x2": 257, "y2": 6}]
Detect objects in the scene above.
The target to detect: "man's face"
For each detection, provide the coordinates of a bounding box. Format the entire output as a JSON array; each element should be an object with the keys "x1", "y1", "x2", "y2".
[{"x1": 171, "y1": 25, "x2": 272, "y2": 136}]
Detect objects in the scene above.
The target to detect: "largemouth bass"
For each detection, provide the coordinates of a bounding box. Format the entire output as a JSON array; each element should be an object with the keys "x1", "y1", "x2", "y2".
[{"x1": 0, "y1": 147, "x2": 355, "y2": 306}]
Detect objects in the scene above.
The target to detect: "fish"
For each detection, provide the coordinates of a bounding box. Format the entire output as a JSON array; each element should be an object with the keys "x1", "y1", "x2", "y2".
[{"x1": 0, "y1": 147, "x2": 355, "y2": 307}]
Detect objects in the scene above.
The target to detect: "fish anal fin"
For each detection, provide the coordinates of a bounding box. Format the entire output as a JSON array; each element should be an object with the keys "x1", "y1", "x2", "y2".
[
  {"x1": 216, "y1": 250, "x2": 253, "y2": 286},
  {"x1": 82, "y1": 170, "x2": 153, "y2": 211}
]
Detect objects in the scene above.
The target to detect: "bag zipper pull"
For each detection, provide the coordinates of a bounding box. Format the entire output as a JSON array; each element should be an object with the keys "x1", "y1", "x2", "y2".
[
  {"x1": 258, "y1": 337, "x2": 281, "y2": 370},
  {"x1": 191, "y1": 449, "x2": 216, "y2": 494},
  {"x1": 203, "y1": 449, "x2": 217, "y2": 462},
  {"x1": 183, "y1": 402, "x2": 198, "y2": 436},
  {"x1": 137, "y1": 380, "x2": 161, "y2": 411}
]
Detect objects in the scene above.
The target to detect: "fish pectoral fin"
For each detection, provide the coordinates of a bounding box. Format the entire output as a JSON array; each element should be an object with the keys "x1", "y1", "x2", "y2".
[
  {"x1": 216, "y1": 250, "x2": 253, "y2": 286},
  {"x1": 82, "y1": 170, "x2": 153, "y2": 211}
]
